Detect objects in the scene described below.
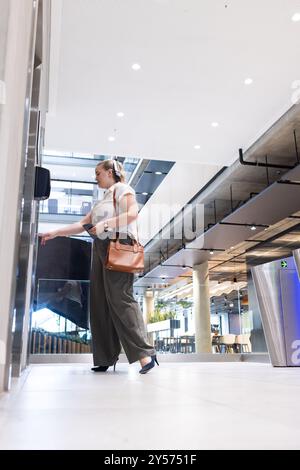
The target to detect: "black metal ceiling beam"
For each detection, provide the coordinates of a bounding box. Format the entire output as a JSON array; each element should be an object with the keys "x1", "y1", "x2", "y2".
[
  {"x1": 159, "y1": 263, "x2": 193, "y2": 269},
  {"x1": 277, "y1": 181, "x2": 300, "y2": 185},
  {"x1": 239, "y1": 148, "x2": 294, "y2": 169},
  {"x1": 143, "y1": 170, "x2": 168, "y2": 175},
  {"x1": 184, "y1": 247, "x2": 226, "y2": 252},
  {"x1": 294, "y1": 129, "x2": 299, "y2": 164},
  {"x1": 219, "y1": 221, "x2": 269, "y2": 228}
]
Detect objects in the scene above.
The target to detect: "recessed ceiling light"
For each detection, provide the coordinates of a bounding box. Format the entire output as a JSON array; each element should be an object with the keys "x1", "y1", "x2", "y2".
[
  {"x1": 292, "y1": 13, "x2": 300, "y2": 22},
  {"x1": 117, "y1": 112, "x2": 124, "y2": 117},
  {"x1": 211, "y1": 122, "x2": 219, "y2": 127},
  {"x1": 155, "y1": 171, "x2": 163, "y2": 175},
  {"x1": 244, "y1": 78, "x2": 253, "y2": 85},
  {"x1": 209, "y1": 250, "x2": 214, "y2": 255},
  {"x1": 108, "y1": 136, "x2": 115, "y2": 142},
  {"x1": 194, "y1": 145, "x2": 201, "y2": 150},
  {"x1": 142, "y1": 192, "x2": 148, "y2": 196},
  {"x1": 132, "y1": 63, "x2": 141, "y2": 70},
  {"x1": 250, "y1": 225, "x2": 257, "y2": 231}
]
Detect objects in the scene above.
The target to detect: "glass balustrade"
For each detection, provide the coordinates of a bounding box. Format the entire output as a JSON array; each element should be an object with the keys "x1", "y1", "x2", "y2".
[{"x1": 31, "y1": 279, "x2": 91, "y2": 354}]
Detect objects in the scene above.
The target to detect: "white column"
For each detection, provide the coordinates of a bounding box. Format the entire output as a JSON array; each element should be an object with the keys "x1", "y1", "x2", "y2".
[
  {"x1": 143, "y1": 291, "x2": 155, "y2": 345},
  {"x1": 143, "y1": 291, "x2": 155, "y2": 324},
  {"x1": 0, "y1": 0, "x2": 36, "y2": 392},
  {"x1": 193, "y1": 262, "x2": 212, "y2": 353}
]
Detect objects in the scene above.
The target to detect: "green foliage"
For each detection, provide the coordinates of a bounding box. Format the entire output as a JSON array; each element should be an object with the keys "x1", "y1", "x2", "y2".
[
  {"x1": 155, "y1": 299, "x2": 169, "y2": 310},
  {"x1": 149, "y1": 310, "x2": 176, "y2": 323},
  {"x1": 148, "y1": 297, "x2": 192, "y2": 323},
  {"x1": 177, "y1": 300, "x2": 193, "y2": 309}
]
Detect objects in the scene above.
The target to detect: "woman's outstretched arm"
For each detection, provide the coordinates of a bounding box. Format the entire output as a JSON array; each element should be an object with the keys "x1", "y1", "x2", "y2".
[{"x1": 39, "y1": 211, "x2": 92, "y2": 245}]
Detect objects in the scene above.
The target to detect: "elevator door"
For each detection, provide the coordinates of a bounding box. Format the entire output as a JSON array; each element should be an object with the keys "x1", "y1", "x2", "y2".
[{"x1": 280, "y1": 269, "x2": 300, "y2": 366}]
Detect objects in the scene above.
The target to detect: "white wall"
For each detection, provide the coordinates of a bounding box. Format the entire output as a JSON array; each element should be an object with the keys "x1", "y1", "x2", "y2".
[
  {"x1": 0, "y1": 0, "x2": 36, "y2": 392},
  {"x1": 138, "y1": 161, "x2": 221, "y2": 244}
]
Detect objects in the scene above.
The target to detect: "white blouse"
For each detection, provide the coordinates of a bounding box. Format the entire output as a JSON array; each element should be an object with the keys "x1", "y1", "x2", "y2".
[{"x1": 91, "y1": 182, "x2": 138, "y2": 240}]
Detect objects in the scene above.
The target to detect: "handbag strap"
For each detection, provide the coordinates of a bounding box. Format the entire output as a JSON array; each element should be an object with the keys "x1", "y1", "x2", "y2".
[
  {"x1": 113, "y1": 188, "x2": 119, "y2": 239},
  {"x1": 112, "y1": 187, "x2": 140, "y2": 244}
]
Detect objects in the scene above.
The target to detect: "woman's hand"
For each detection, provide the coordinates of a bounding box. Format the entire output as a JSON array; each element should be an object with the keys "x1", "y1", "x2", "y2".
[
  {"x1": 89, "y1": 221, "x2": 104, "y2": 237},
  {"x1": 39, "y1": 230, "x2": 59, "y2": 246}
]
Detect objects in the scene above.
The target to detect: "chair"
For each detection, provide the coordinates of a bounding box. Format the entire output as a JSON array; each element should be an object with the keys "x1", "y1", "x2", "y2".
[
  {"x1": 235, "y1": 334, "x2": 251, "y2": 353},
  {"x1": 154, "y1": 338, "x2": 164, "y2": 352},
  {"x1": 81, "y1": 201, "x2": 91, "y2": 215},
  {"x1": 48, "y1": 198, "x2": 58, "y2": 214},
  {"x1": 211, "y1": 333, "x2": 221, "y2": 353},
  {"x1": 219, "y1": 334, "x2": 236, "y2": 353},
  {"x1": 163, "y1": 337, "x2": 178, "y2": 353},
  {"x1": 180, "y1": 335, "x2": 195, "y2": 353}
]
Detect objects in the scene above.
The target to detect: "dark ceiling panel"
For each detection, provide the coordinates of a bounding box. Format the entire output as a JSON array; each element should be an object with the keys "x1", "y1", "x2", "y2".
[
  {"x1": 131, "y1": 159, "x2": 175, "y2": 210},
  {"x1": 145, "y1": 160, "x2": 175, "y2": 173},
  {"x1": 135, "y1": 172, "x2": 165, "y2": 193},
  {"x1": 136, "y1": 193, "x2": 150, "y2": 205}
]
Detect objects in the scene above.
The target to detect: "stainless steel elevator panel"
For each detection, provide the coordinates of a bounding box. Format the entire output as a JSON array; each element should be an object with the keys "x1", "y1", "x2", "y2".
[
  {"x1": 252, "y1": 257, "x2": 300, "y2": 366},
  {"x1": 293, "y1": 249, "x2": 300, "y2": 282},
  {"x1": 280, "y1": 268, "x2": 300, "y2": 366}
]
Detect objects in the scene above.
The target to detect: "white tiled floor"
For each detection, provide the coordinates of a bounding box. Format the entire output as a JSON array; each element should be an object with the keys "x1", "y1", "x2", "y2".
[{"x1": 0, "y1": 362, "x2": 300, "y2": 450}]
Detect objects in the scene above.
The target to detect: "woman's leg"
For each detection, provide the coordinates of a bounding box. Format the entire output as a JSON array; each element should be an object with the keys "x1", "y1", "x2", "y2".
[
  {"x1": 89, "y1": 241, "x2": 121, "y2": 366},
  {"x1": 100, "y1": 236, "x2": 156, "y2": 364}
]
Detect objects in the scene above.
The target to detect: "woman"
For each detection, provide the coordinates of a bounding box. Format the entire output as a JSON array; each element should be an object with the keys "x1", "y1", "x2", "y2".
[{"x1": 40, "y1": 159, "x2": 158, "y2": 374}]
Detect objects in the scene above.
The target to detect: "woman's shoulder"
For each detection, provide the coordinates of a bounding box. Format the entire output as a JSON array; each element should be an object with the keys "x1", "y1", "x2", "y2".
[{"x1": 117, "y1": 182, "x2": 135, "y2": 194}]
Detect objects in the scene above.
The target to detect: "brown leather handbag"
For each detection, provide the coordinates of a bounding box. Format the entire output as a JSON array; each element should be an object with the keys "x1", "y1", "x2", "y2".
[{"x1": 105, "y1": 188, "x2": 144, "y2": 273}]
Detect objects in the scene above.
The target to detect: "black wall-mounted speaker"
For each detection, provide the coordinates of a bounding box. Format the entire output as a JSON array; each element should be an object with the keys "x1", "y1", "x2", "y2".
[{"x1": 34, "y1": 166, "x2": 51, "y2": 200}]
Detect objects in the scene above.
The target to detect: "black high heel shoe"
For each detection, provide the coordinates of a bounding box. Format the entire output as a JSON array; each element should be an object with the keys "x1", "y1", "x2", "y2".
[
  {"x1": 139, "y1": 355, "x2": 159, "y2": 374},
  {"x1": 91, "y1": 358, "x2": 118, "y2": 372}
]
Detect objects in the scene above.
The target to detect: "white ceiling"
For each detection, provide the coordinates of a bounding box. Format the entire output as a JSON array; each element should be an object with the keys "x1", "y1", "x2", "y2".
[{"x1": 45, "y1": 0, "x2": 300, "y2": 166}]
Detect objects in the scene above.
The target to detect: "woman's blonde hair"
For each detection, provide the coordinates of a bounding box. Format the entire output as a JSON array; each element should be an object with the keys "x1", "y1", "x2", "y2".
[{"x1": 96, "y1": 159, "x2": 126, "y2": 183}]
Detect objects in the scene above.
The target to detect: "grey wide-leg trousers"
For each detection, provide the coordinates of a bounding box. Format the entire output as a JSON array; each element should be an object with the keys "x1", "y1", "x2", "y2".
[{"x1": 89, "y1": 237, "x2": 155, "y2": 366}]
